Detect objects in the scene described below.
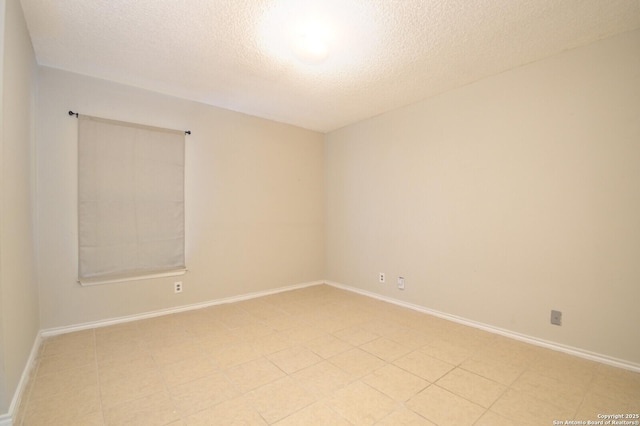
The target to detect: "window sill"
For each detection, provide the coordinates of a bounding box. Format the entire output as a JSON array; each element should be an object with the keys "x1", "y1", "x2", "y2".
[{"x1": 78, "y1": 268, "x2": 187, "y2": 286}]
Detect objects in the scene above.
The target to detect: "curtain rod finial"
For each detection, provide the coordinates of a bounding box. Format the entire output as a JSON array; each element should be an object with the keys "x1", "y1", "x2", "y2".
[
  {"x1": 69, "y1": 111, "x2": 78, "y2": 117},
  {"x1": 185, "y1": 130, "x2": 191, "y2": 135}
]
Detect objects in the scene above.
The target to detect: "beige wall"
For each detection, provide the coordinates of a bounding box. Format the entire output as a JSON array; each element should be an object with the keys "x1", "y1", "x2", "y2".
[
  {"x1": 0, "y1": 0, "x2": 39, "y2": 415},
  {"x1": 326, "y1": 29, "x2": 640, "y2": 365},
  {"x1": 36, "y1": 67, "x2": 325, "y2": 329}
]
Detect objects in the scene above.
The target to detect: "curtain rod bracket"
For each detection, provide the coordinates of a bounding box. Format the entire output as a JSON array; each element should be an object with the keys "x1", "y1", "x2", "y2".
[{"x1": 185, "y1": 130, "x2": 191, "y2": 135}]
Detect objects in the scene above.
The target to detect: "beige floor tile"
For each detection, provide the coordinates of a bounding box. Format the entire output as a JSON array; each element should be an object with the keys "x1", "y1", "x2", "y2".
[
  {"x1": 459, "y1": 357, "x2": 525, "y2": 385},
  {"x1": 185, "y1": 318, "x2": 227, "y2": 338},
  {"x1": 530, "y1": 349, "x2": 598, "y2": 387},
  {"x1": 185, "y1": 395, "x2": 267, "y2": 426},
  {"x1": 436, "y1": 367, "x2": 506, "y2": 408},
  {"x1": 248, "y1": 376, "x2": 316, "y2": 424},
  {"x1": 303, "y1": 313, "x2": 352, "y2": 334},
  {"x1": 228, "y1": 323, "x2": 275, "y2": 340},
  {"x1": 41, "y1": 330, "x2": 95, "y2": 357},
  {"x1": 195, "y1": 330, "x2": 244, "y2": 354},
  {"x1": 360, "y1": 319, "x2": 402, "y2": 336},
  {"x1": 148, "y1": 341, "x2": 204, "y2": 366},
  {"x1": 574, "y1": 391, "x2": 635, "y2": 420},
  {"x1": 99, "y1": 365, "x2": 166, "y2": 409},
  {"x1": 279, "y1": 324, "x2": 326, "y2": 343},
  {"x1": 267, "y1": 345, "x2": 323, "y2": 374},
  {"x1": 304, "y1": 334, "x2": 352, "y2": 358},
  {"x1": 251, "y1": 332, "x2": 294, "y2": 355},
  {"x1": 206, "y1": 341, "x2": 261, "y2": 369},
  {"x1": 362, "y1": 364, "x2": 429, "y2": 402},
  {"x1": 274, "y1": 401, "x2": 351, "y2": 426},
  {"x1": 472, "y1": 339, "x2": 540, "y2": 368},
  {"x1": 29, "y1": 410, "x2": 105, "y2": 426},
  {"x1": 261, "y1": 291, "x2": 301, "y2": 305},
  {"x1": 474, "y1": 410, "x2": 515, "y2": 426},
  {"x1": 394, "y1": 350, "x2": 455, "y2": 382},
  {"x1": 382, "y1": 327, "x2": 430, "y2": 351},
  {"x1": 441, "y1": 325, "x2": 496, "y2": 349},
  {"x1": 590, "y1": 365, "x2": 640, "y2": 405},
  {"x1": 30, "y1": 364, "x2": 98, "y2": 401},
  {"x1": 409, "y1": 323, "x2": 450, "y2": 342},
  {"x1": 511, "y1": 370, "x2": 586, "y2": 412},
  {"x1": 377, "y1": 407, "x2": 437, "y2": 425},
  {"x1": 491, "y1": 388, "x2": 575, "y2": 426},
  {"x1": 277, "y1": 300, "x2": 316, "y2": 316},
  {"x1": 225, "y1": 357, "x2": 285, "y2": 392},
  {"x1": 37, "y1": 346, "x2": 96, "y2": 376},
  {"x1": 103, "y1": 391, "x2": 179, "y2": 426},
  {"x1": 159, "y1": 354, "x2": 218, "y2": 388},
  {"x1": 97, "y1": 354, "x2": 157, "y2": 384},
  {"x1": 420, "y1": 338, "x2": 476, "y2": 365},
  {"x1": 95, "y1": 335, "x2": 148, "y2": 364},
  {"x1": 406, "y1": 385, "x2": 485, "y2": 426},
  {"x1": 325, "y1": 381, "x2": 397, "y2": 425},
  {"x1": 218, "y1": 311, "x2": 257, "y2": 329},
  {"x1": 333, "y1": 326, "x2": 380, "y2": 346},
  {"x1": 76, "y1": 411, "x2": 107, "y2": 426},
  {"x1": 144, "y1": 331, "x2": 194, "y2": 352},
  {"x1": 328, "y1": 348, "x2": 386, "y2": 379},
  {"x1": 169, "y1": 372, "x2": 239, "y2": 417},
  {"x1": 259, "y1": 314, "x2": 303, "y2": 331},
  {"x1": 360, "y1": 336, "x2": 412, "y2": 362},
  {"x1": 23, "y1": 380, "x2": 101, "y2": 425},
  {"x1": 235, "y1": 299, "x2": 287, "y2": 320},
  {"x1": 291, "y1": 361, "x2": 353, "y2": 398},
  {"x1": 135, "y1": 314, "x2": 179, "y2": 330}
]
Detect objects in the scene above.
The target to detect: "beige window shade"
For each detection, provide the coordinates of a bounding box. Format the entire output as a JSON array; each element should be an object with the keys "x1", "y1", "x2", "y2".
[{"x1": 78, "y1": 115, "x2": 185, "y2": 285}]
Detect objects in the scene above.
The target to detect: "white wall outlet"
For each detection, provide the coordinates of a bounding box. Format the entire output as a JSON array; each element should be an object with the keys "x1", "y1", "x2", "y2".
[
  {"x1": 379, "y1": 272, "x2": 385, "y2": 283},
  {"x1": 397, "y1": 276, "x2": 405, "y2": 290},
  {"x1": 174, "y1": 281, "x2": 183, "y2": 293},
  {"x1": 550, "y1": 309, "x2": 562, "y2": 326}
]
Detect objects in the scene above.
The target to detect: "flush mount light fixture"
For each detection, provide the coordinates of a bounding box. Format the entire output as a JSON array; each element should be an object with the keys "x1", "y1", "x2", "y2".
[
  {"x1": 289, "y1": 19, "x2": 334, "y2": 63},
  {"x1": 258, "y1": 0, "x2": 377, "y2": 69}
]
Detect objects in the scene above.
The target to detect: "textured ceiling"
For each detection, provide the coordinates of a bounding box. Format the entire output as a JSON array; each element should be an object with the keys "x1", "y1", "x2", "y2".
[{"x1": 20, "y1": 0, "x2": 640, "y2": 132}]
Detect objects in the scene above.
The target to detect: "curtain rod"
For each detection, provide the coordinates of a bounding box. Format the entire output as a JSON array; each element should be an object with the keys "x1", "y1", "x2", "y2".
[{"x1": 68, "y1": 111, "x2": 191, "y2": 135}]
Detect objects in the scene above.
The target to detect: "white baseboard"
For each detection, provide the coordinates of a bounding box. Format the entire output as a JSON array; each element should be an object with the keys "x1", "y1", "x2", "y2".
[
  {"x1": 41, "y1": 280, "x2": 324, "y2": 337},
  {"x1": 0, "y1": 332, "x2": 43, "y2": 426},
  {"x1": 326, "y1": 281, "x2": 640, "y2": 373}
]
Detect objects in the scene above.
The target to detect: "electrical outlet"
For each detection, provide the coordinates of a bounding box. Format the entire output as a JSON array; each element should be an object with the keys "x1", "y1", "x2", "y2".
[
  {"x1": 550, "y1": 310, "x2": 562, "y2": 326},
  {"x1": 174, "y1": 281, "x2": 183, "y2": 293},
  {"x1": 397, "y1": 276, "x2": 405, "y2": 290},
  {"x1": 379, "y1": 272, "x2": 385, "y2": 283}
]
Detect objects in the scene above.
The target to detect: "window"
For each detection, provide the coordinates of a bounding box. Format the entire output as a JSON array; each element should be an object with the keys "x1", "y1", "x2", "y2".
[{"x1": 77, "y1": 115, "x2": 185, "y2": 285}]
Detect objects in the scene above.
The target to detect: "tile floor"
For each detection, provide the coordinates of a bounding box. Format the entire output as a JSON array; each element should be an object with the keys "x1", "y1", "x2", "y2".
[{"x1": 15, "y1": 284, "x2": 640, "y2": 425}]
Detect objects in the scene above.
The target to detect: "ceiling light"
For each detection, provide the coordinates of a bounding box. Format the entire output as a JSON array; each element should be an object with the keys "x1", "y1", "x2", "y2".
[
  {"x1": 258, "y1": 0, "x2": 378, "y2": 69},
  {"x1": 290, "y1": 20, "x2": 333, "y2": 63}
]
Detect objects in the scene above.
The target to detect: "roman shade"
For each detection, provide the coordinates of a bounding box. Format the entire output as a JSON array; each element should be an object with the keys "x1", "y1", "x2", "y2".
[{"x1": 77, "y1": 115, "x2": 185, "y2": 285}]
